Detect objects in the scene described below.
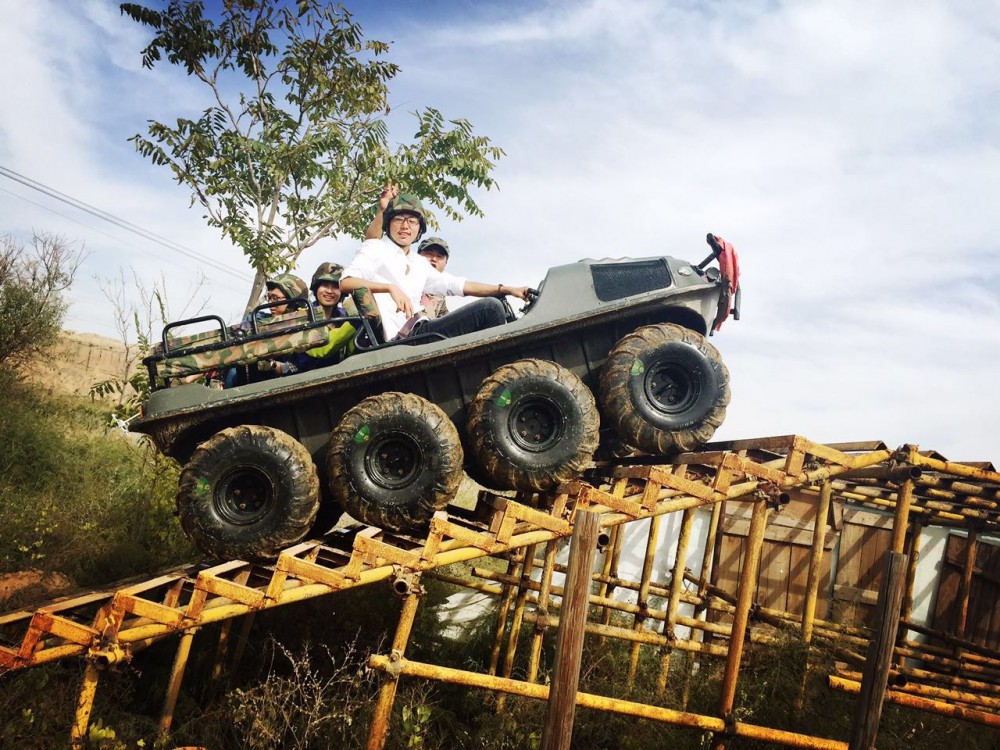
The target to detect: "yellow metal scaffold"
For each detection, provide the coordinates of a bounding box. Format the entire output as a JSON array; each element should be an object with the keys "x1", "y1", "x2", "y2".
[{"x1": 2, "y1": 434, "x2": 1000, "y2": 749}]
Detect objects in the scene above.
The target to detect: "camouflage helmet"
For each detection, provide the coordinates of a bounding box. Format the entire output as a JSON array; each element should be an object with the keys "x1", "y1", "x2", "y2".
[
  {"x1": 417, "y1": 236, "x2": 449, "y2": 258},
  {"x1": 383, "y1": 193, "x2": 428, "y2": 239},
  {"x1": 266, "y1": 273, "x2": 308, "y2": 303},
  {"x1": 310, "y1": 262, "x2": 344, "y2": 294}
]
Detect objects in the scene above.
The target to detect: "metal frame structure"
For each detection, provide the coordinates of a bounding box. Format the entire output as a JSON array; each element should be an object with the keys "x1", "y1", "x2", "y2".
[{"x1": 2, "y1": 435, "x2": 1000, "y2": 748}]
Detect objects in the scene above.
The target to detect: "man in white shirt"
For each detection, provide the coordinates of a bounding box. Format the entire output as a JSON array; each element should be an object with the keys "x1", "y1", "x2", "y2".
[{"x1": 341, "y1": 187, "x2": 530, "y2": 341}]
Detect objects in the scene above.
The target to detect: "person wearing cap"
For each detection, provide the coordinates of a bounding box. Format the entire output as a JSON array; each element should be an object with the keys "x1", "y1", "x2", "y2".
[
  {"x1": 342, "y1": 180, "x2": 530, "y2": 341},
  {"x1": 364, "y1": 194, "x2": 452, "y2": 320},
  {"x1": 416, "y1": 237, "x2": 451, "y2": 319},
  {"x1": 292, "y1": 262, "x2": 359, "y2": 371},
  {"x1": 224, "y1": 272, "x2": 310, "y2": 387},
  {"x1": 309, "y1": 262, "x2": 347, "y2": 319}
]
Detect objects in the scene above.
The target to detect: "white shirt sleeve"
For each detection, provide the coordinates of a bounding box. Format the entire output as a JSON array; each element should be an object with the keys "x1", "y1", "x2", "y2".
[{"x1": 424, "y1": 270, "x2": 467, "y2": 297}]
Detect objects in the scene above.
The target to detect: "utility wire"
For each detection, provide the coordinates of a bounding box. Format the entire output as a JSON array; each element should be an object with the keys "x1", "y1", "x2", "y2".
[{"x1": 0, "y1": 164, "x2": 254, "y2": 280}]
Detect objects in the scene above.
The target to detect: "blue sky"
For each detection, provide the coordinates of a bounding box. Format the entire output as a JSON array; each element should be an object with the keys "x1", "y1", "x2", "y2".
[{"x1": 1, "y1": 0, "x2": 998, "y2": 461}]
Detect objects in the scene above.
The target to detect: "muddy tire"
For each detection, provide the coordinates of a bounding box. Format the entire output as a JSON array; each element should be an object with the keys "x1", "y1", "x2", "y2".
[
  {"x1": 177, "y1": 425, "x2": 320, "y2": 561},
  {"x1": 326, "y1": 392, "x2": 463, "y2": 531},
  {"x1": 600, "y1": 324, "x2": 729, "y2": 454},
  {"x1": 467, "y1": 359, "x2": 600, "y2": 490}
]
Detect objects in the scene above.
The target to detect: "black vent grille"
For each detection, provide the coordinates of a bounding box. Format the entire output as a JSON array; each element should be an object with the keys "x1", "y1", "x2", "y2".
[{"x1": 591, "y1": 260, "x2": 672, "y2": 302}]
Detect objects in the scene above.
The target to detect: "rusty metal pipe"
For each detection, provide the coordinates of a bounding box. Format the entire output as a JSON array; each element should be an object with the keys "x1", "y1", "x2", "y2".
[
  {"x1": 829, "y1": 675, "x2": 1000, "y2": 729},
  {"x1": 158, "y1": 627, "x2": 196, "y2": 740},
  {"x1": 802, "y1": 481, "x2": 832, "y2": 643},
  {"x1": 714, "y1": 498, "x2": 769, "y2": 750},
  {"x1": 69, "y1": 662, "x2": 100, "y2": 750},
  {"x1": 370, "y1": 656, "x2": 848, "y2": 750}
]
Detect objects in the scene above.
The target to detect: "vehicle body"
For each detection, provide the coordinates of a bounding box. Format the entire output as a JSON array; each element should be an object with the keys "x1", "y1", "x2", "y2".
[{"x1": 131, "y1": 235, "x2": 740, "y2": 560}]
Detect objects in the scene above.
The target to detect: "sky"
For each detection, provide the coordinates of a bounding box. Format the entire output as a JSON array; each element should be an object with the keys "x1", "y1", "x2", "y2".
[{"x1": 0, "y1": 0, "x2": 998, "y2": 462}]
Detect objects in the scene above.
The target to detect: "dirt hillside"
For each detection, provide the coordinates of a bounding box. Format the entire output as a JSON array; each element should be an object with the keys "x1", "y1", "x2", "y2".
[{"x1": 25, "y1": 331, "x2": 129, "y2": 399}]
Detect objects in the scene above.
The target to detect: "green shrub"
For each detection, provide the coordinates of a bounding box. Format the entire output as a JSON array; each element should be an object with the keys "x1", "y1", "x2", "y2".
[{"x1": 0, "y1": 373, "x2": 194, "y2": 587}]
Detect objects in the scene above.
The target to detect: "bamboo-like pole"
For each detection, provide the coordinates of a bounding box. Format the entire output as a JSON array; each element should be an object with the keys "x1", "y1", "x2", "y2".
[
  {"x1": 712, "y1": 498, "x2": 769, "y2": 750},
  {"x1": 628, "y1": 514, "x2": 662, "y2": 682},
  {"x1": 658, "y1": 506, "x2": 695, "y2": 695},
  {"x1": 837, "y1": 669, "x2": 1000, "y2": 712},
  {"x1": 69, "y1": 662, "x2": 101, "y2": 750},
  {"x1": 528, "y1": 540, "x2": 559, "y2": 683},
  {"x1": 802, "y1": 481, "x2": 833, "y2": 643},
  {"x1": 712, "y1": 499, "x2": 768, "y2": 750},
  {"x1": 830, "y1": 675, "x2": 1000, "y2": 729},
  {"x1": 541, "y1": 510, "x2": 600, "y2": 750},
  {"x1": 371, "y1": 656, "x2": 849, "y2": 750},
  {"x1": 597, "y1": 478, "x2": 628, "y2": 642},
  {"x1": 889, "y1": 479, "x2": 914, "y2": 554},
  {"x1": 597, "y1": 522, "x2": 623, "y2": 640},
  {"x1": 700, "y1": 500, "x2": 723, "y2": 601},
  {"x1": 705, "y1": 499, "x2": 727, "y2": 650},
  {"x1": 497, "y1": 543, "x2": 538, "y2": 711},
  {"x1": 366, "y1": 590, "x2": 422, "y2": 750},
  {"x1": 488, "y1": 550, "x2": 525, "y2": 677},
  {"x1": 847, "y1": 551, "x2": 907, "y2": 750},
  {"x1": 158, "y1": 627, "x2": 197, "y2": 740},
  {"x1": 683, "y1": 500, "x2": 722, "y2": 708}
]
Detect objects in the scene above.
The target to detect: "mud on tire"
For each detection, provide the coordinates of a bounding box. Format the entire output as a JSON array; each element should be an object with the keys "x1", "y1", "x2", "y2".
[
  {"x1": 326, "y1": 392, "x2": 463, "y2": 531},
  {"x1": 599, "y1": 323, "x2": 730, "y2": 454},
  {"x1": 467, "y1": 359, "x2": 600, "y2": 490},
  {"x1": 177, "y1": 425, "x2": 320, "y2": 561}
]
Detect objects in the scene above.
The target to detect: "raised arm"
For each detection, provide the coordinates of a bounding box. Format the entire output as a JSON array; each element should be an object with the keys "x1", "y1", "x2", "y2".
[{"x1": 363, "y1": 179, "x2": 399, "y2": 240}]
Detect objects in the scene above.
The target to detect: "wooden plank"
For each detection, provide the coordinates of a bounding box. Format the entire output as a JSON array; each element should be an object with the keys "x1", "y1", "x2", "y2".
[
  {"x1": 842, "y1": 508, "x2": 894, "y2": 529},
  {"x1": 834, "y1": 523, "x2": 865, "y2": 626},
  {"x1": 787, "y1": 544, "x2": 811, "y2": 616},
  {"x1": 931, "y1": 534, "x2": 964, "y2": 634},
  {"x1": 712, "y1": 535, "x2": 744, "y2": 626},
  {"x1": 834, "y1": 585, "x2": 881, "y2": 606},
  {"x1": 723, "y1": 518, "x2": 836, "y2": 548},
  {"x1": 759, "y1": 541, "x2": 787, "y2": 612}
]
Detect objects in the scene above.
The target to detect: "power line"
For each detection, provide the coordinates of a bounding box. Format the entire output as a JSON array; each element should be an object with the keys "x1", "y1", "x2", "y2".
[{"x1": 0, "y1": 164, "x2": 254, "y2": 280}]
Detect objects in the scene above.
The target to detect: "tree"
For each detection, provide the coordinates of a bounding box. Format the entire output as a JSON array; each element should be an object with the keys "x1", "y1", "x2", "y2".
[
  {"x1": 89, "y1": 268, "x2": 208, "y2": 427},
  {"x1": 121, "y1": 0, "x2": 505, "y2": 314},
  {"x1": 0, "y1": 232, "x2": 83, "y2": 371}
]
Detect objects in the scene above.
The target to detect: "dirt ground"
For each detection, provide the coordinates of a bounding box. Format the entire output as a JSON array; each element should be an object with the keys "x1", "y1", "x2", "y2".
[{"x1": 23, "y1": 330, "x2": 130, "y2": 399}]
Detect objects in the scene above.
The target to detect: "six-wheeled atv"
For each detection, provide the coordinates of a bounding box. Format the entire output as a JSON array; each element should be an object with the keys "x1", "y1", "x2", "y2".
[{"x1": 131, "y1": 234, "x2": 741, "y2": 560}]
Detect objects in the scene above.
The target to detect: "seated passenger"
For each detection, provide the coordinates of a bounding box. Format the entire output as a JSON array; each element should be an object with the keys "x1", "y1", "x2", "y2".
[
  {"x1": 224, "y1": 273, "x2": 309, "y2": 387},
  {"x1": 416, "y1": 236, "x2": 451, "y2": 320},
  {"x1": 342, "y1": 184, "x2": 530, "y2": 341}
]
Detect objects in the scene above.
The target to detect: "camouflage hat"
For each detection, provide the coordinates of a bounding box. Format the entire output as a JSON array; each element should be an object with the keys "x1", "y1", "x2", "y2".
[
  {"x1": 417, "y1": 236, "x2": 449, "y2": 257},
  {"x1": 266, "y1": 273, "x2": 308, "y2": 302},
  {"x1": 383, "y1": 193, "x2": 428, "y2": 238},
  {"x1": 310, "y1": 262, "x2": 344, "y2": 294}
]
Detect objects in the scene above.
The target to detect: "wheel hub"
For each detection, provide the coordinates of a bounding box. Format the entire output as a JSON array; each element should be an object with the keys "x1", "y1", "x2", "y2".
[
  {"x1": 508, "y1": 397, "x2": 563, "y2": 452},
  {"x1": 215, "y1": 466, "x2": 275, "y2": 526},
  {"x1": 366, "y1": 433, "x2": 422, "y2": 490},
  {"x1": 645, "y1": 362, "x2": 700, "y2": 415}
]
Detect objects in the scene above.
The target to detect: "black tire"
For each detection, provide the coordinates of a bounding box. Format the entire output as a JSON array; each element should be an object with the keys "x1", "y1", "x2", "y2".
[
  {"x1": 326, "y1": 392, "x2": 463, "y2": 531},
  {"x1": 177, "y1": 425, "x2": 320, "y2": 561},
  {"x1": 599, "y1": 323, "x2": 730, "y2": 454},
  {"x1": 467, "y1": 359, "x2": 600, "y2": 490}
]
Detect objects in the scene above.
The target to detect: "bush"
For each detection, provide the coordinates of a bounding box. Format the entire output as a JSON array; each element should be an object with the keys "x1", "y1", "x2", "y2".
[
  {"x1": 0, "y1": 372, "x2": 194, "y2": 588},
  {"x1": 0, "y1": 232, "x2": 82, "y2": 372}
]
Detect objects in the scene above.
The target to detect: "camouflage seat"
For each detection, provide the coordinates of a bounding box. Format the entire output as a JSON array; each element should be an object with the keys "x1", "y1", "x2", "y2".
[{"x1": 150, "y1": 309, "x2": 339, "y2": 384}]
